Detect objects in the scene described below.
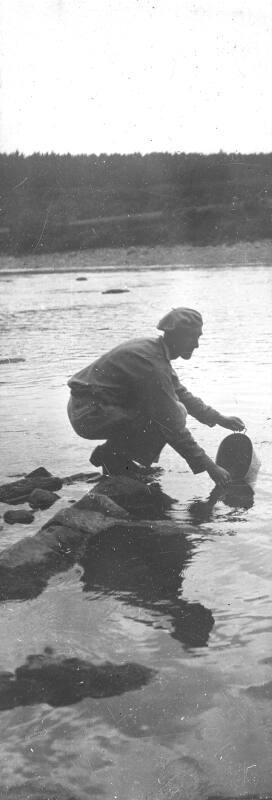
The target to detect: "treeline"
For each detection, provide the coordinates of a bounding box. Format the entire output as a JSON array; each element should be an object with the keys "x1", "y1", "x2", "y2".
[{"x1": 0, "y1": 151, "x2": 272, "y2": 254}]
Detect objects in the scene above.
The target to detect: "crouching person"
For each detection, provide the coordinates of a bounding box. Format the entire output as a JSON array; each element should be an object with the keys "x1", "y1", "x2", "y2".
[{"x1": 67, "y1": 307, "x2": 245, "y2": 484}]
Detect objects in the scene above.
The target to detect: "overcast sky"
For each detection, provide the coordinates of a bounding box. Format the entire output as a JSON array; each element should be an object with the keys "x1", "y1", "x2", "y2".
[{"x1": 1, "y1": 0, "x2": 272, "y2": 155}]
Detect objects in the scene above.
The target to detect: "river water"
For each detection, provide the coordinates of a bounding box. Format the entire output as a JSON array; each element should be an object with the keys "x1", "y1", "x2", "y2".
[{"x1": 0, "y1": 258, "x2": 272, "y2": 799}]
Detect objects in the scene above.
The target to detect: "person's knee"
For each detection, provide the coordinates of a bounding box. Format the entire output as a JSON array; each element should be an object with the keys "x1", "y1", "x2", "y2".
[{"x1": 67, "y1": 397, "x2": 92, "y2": 439}]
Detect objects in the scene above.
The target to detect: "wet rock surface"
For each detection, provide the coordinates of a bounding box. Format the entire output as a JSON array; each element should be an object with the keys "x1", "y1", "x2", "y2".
[
  {"x1": 0, "y1": 471, "x2": 215, "y2": 647},
  {"x1": 92, "y1": 474, "x2": 175, "y2": 516},
  {"x1": 92, "y1": 474, "x2": 149, "y2": 503},
  {"x1": 0, "y1": 474, "x2": 186, "y2": 603},
  {"x1": 28, "y1": 488, "x2": 60, "y2": 509},
  {"x1": 0, "y1": 467, "x2": 63, "y2": 505},
  {"x1": 62, "y1": 470, "x2": 101, "y2": 484},
  {"x1": 81, "y1": 520, "x2": 214, "y2": 647},
  {"x1": 0, "y1": 467, "x2": 102, "y2": 506},
  {"x1": 0, "y1": 483, "x2": 124, "y2": 600},
  {"x1": 3, "y1": 509, "x2": 35, "y2": 525}
]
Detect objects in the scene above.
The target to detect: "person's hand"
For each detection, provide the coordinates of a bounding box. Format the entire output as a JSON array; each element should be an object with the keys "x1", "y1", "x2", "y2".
[
  {"x1": 219, "y1": 415, "x2": 245, "y2": 432},
  {"x1": 205, "y1": 457, "x2": 231, "y2": 487},
  {"x1": 211, "y1": 465, "x2": 231, "y2": 487}
]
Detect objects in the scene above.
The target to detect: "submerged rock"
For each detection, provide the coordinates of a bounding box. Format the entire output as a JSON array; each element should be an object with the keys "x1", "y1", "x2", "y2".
[
  {"x1": 0, "y1": 646, "x2": 156, "y2": 709},
  {"x1": 3, "y1": 509, "x2": 35, "y2": 525},
  {"x1": 102, "y1": 288, "x2": 130, "y2": 294},
  {"x1": 28, "y1": 488, "x2": 60, "y2": 510},
  {"x1": 0, "y1": 356, "x2": 25, "y2": 364}
]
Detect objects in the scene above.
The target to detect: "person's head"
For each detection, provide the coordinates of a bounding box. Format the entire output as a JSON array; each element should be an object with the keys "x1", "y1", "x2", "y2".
[{"x1": 157, "y1": 307, "x2": 203, "y2": 360}]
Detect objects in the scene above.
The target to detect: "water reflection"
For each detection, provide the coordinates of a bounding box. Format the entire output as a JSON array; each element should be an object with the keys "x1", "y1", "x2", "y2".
[
  {"x1": 189, "y1": 479, "x2": 255, "y2": 524},
  {"x1": 0, "y1": 646, "x2": 156, "y2": 711},
  {"x1": 81, "y1": 523, "x2": 214, "y2": 648}
]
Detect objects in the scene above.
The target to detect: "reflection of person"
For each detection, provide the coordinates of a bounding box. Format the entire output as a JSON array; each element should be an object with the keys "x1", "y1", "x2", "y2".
[
  {"x1": 67, "y1": 307, "x2": 245, "y2": 484},
  {"x1": 81, "y1": 519, "x2": 214, "y2": 648}
]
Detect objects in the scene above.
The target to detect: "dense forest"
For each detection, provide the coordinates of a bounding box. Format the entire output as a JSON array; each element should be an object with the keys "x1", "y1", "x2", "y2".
[{"x1": 0, "y1": 151, "x2": 272, "y2": 255}]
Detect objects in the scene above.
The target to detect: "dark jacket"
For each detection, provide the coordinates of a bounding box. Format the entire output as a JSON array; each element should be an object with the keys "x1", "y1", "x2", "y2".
[{"x1": 68, "y1": 337, "x2": 220, "y2": 473}]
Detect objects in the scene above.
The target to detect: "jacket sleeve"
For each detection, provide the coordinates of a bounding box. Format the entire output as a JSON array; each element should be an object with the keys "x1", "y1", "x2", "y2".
[
  {"x1": 138, "y1": 365, "x2": 209, "y2": 474},
  {"x1": 170, "y1": 368, "x2": 220, "y2": 427}
]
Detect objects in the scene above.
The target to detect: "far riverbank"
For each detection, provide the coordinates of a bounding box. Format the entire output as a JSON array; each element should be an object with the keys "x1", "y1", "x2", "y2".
[{"x1": 0, "y1": 239, "x2": 272, "y2": 274}]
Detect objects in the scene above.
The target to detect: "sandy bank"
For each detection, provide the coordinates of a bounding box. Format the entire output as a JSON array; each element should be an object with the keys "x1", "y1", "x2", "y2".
[{"x1": 0, "y1": 239, "x2": 272, "y2": 274}]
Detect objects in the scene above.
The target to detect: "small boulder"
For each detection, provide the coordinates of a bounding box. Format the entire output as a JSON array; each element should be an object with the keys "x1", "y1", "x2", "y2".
[
  {"x1": 4, "y1": 509, "x2": 35, "y2": 525},
  {"x1": 27, "y1": 467, "x2": 52, "y2": 479},
  {"x1": 27, "y1": 468, "x2": 63, "y2": 492},
  {"x1": 29, "y1": 488, "x2": 60, "y2": 510}
]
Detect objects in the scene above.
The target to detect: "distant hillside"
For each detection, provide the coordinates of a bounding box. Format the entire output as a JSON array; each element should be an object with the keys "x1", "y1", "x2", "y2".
[{"x1": 0, "y1": 151, "x2": 272, "y2": 255}]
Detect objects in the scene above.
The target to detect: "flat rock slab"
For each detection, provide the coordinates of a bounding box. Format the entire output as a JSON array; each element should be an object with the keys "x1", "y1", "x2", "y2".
[
  {"x1": 62, "y1": 470, "x2": 101, "y2": 484},
  {"x1": 92, "y1": 475, "x2": 151, "y2": 500},
  {"x1": 0, "y1": 501, "x2": 119, "y2": 601},
  {"x1": 92, "y1": 474, "x2": 174, "y2": 513}
]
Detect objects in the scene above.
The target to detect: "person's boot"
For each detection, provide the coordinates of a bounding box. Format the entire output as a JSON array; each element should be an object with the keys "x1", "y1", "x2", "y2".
[
  {"x1": 90, "y1": 444, "x2": 128, "y2": 475},
  {"x1": 90, "y1": 444, "x2": 149, "y2": 477},
  {"x1": 90, "y1": 445, "x2": 108, "y2": 468}
]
